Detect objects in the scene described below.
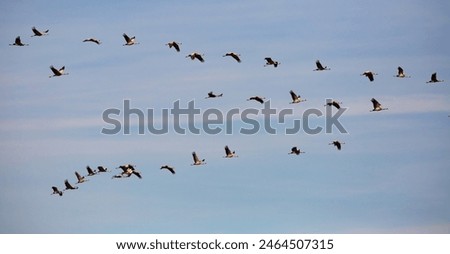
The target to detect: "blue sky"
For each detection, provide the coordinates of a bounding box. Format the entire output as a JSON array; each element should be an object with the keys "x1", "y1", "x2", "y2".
[{"x1": 0, "y1": 0, "x2": 449, "y2": 233}]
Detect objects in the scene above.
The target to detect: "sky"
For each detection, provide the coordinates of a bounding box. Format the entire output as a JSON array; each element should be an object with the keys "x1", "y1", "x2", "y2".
[{"x1": 0, "y1": 0, "x2": 449, "y2": 233}]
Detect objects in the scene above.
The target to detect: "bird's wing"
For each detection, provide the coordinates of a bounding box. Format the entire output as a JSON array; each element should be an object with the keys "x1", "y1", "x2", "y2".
[
  {"x1": 52, "y1": 186, "x2": 58, "y2": 192},
  {"x1": 225, "y1": 145, "x2": 231, "y2": 155},
  {"x1": 289, "y1": 90, "x2": 298, "y2": 101},
  {"x1": 335, "y1": 142, "x2": 341, "y2": 150},
  {"x1": 398, "y1": 66, "x2": 404, "y2": 75},
  {"x1": 316, "y1": 60, "x2": 324, "y2": 70},
  {"x1": 75, "y1": 171, "x2": 83, "y2": 180},
  {"x1": 265, "y1": 57, "x2": 274, "y2": 64},
  {"x1": 291, "y1": 147, "x2": 298, "y2": 153},
  {"x1": 173, "y1": 42, "x2": 180, "y2": 51},
  {"x1": 50, "y1": 65, "x2": 60, "y2": 75},
  {"x1": 431, "y1": 73, "x2": 437, "y2": 82},
  {"x1": 367, "y1": 72, "x2": 374, "y2": 81},
  {"x1": 192, "y1": 152, "x2": 199, "y2": 162},
  {"x1": 371, "y1": 98, "x2": 380, "y2": 108},
  {"x1": 332, "y1": 101, "x2": 341, "y2": 109},
  {"x1": 133, "y1": 171, "x2": 142, "y2": 179},
  {"x1": 59, "y1": 66, "x2": 65, "y2": 73},
  {"x1": 32, "y1": 26, "x2": 40, "y2": 35},
  {"x1": 256, "y1": 97, "x2": 264, "y2": 104},
  {"x1": 231, "y1": 53, "x2": 241, "y2": 62},
  {"x1": 123, "y1": 33, "x2": 131, "y2": 43},
  {"x1": 195, "y1": 54, "x2": 205, "y2": 62},
  {"x1": 64, "y1": 180, "x2": 72, "y2": 189},
  {"x1": 87, "y1": 166, "x2": 94, "y2": 174},
  {"x1": 15, "y1": 36, "x2": 21, "y2": 44}
]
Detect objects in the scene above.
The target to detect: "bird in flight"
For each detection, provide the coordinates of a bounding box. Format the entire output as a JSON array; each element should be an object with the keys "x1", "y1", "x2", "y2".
[
  {"x1": 160, "y1": 165, "x2": 175, "y2": 175},
  {"x1": 166, "y1": 41, "x2": 181, "y2": 52},
  {"x1": 289, "y1": 146, "x2": 305, "y2": 155},
  {"x1": 83, "y1": 38, "x2": 101, "y2": 45},
  {"x1": 9, "y1": 36, "x2": 29, "y2": 46},
  {"x1": 191, "y1": 152, "x2": 206, "y2": 166},
  {"x1": 324, "y1": 100, "x2": 342, "y2": 109},
  {"x1": 329, "y1": 140, "x2": 345, "y2": 150},
  {"x1": 264, "y1": 57, "x2": 280, "y2": 67},
  {"x1": 370, "y1": 98, "x2": 388, "y2": 112},
  {"x1": 51, "y1": 186, "x2": 63, "y2": 196},
  {"x1": 122, "y1": 33, "x2": 138, "y2": 46},
  {"x1": 31, "y1": 26, "x2": 49, "y2": 37},
  {"x1": 361, "y1": 71, "x2": 377, "y2": 82},
  {"x1": 64, "y1": 179, "x2": 78, "y2": 190},
  {"x1": 205, "y1": 91, "x2": 223, "y2": 99},
  {"x1": 289, "y1": 90, "x2": 306, "y2": 104},
  {"x1": 313, "y1": 60, "x2": 330, "y2": 71},
  {"x1": 224, "y1": 145, "x2": 238, "y2": 158},
  {"x1": 394, "y1": 66, "x2": 410, "y2": 78},
  {"x1": 49, "y1": 65, "x2": 68, "y2": 78},
  {"x1": 223, "y1": 52, "x2": 241, "y2": 63},
  {"x1": 186, "y1": 52, "x2": 205, "y2": 62},
  {"x1": 247, "y1": 96, "x2": 266, "y2": 104},
  {"x1": 426, "y1": 72, "x2": 444, "y2": 83}
]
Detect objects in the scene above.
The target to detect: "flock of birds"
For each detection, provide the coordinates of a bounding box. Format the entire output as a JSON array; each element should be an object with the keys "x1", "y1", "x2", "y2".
[{"x1": 7, "y1": 26, "x2": 446, "y2": 197}]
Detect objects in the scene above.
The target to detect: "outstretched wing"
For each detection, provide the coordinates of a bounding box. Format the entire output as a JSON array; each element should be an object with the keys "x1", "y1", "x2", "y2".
[
  {"x1": 431, "y1": 72, "x2": 437, "y2": 82},
  {"x1": 50, "y1": 65, "x2": 60, "y2": 75},
  {"x1": 332, "y1": 101, "x2": 341, "y2": 109},
  {"x1": 195, "y1": 53, "x2": 205, "y2": 62},
  {"x1": 265, "y1": 57, "x2": 274, "y2": 64},
  {"x1": 172, "y1": 42, "x2": 180, "y2": 52},
  {"x1": 123, "y1": 33, "x2": 131, "y2": 43},
  {"x1": 289, "y1": 90, "x2": 298, "y2": 101},
  {"x1": 335, "y1": 141, "x2": 342, "y2": 150},
  {"x1": 371, "y1": 98, "x2": 381, "y2": 109},
  {"x1": 132, "y1": 171, "x2": 142, "y2": 179},
  {"x1": 15, "y1": 36, "x2": 22, "y2": 45},
  {"x1": 192, "y1": 152, "x2": 199, "y2": 163},
  {"x1": 224, "y1": 145, "x2": 232, "y2": 156},
  {"x1": 32, "y1": 26, "x2": 40, "y2": 35},
  {"x1": 230, "y1": 53, "x2": 241, "y2": 62},
  {"x1": 398, "y1": 66, "x2": 404, "y2": 76},
  {"x1": 316, "y1": 60, "x2": 324, "y2": 70}
]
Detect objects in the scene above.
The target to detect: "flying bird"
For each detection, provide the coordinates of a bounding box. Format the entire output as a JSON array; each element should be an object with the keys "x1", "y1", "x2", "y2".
[
  {"x1": 314, "y1": 60, "x2": 330, "y2": 71},
  {"x1": 247, "y1": 96, "x2": 266, "y2": 104},
  {"x1": 122, "y1": 33, "x2": 138, "y2": 46},
  {"x1": 224, "y1": 145, "x2": 238, "y2": 158},
  {"x1": 9, "y1": 36, "x2": 29, "y2": 46},
  {"x1": 205, "y1": 91, "x2": 223, "y2": 99},
  {"x1": 191, "y1": 152, "x2": 206, "y2": 166},
  {"x1": 426, "y1": 72, "x2": 444, "y2": 83},
  {"x1": 86, "y1": 166, "x2": 97, "y2": 176},
  {"x1": 324, "y1": 100, "x2": 342, "y2": 109},
  {"x1": 361, "y1": 71, "x2": 377, "y2": 82},
  {"x1": 97, "y1": 166, "x2": 108, "y2": 173},
  {"x1": 166, "y1": 41, "x2": 181, "y2": 52},
  {"x1": 116, "y1": 164, "x2": 142, "y2": 178},
  {"x1": 264, "y1": 57, "x2": 280, "y2": 67},
  {"x1": 289, "y1": 90, "x2": 306, "y2": 104},
  {"x1": 83, "y1": 38, "x2": 101, "y2": 44},
  {"x1": 64, "y1": 179, "x2": 78, "y2": 190},
  {"x1": 51, "y1": 186, "x2": 63, "y2": 196},
  {"x1": 186, "y1": 52, "x2": 205, "y2": 62},
  {"x1": 49, "y1": 65, "x2": 68, "y2": 78},
  {"x1": 75, "y1": 171, "x2": 88, "y2": 184},
  {"x1": 289, "y1": 146, "x2": 305, "y2": 155},
  {"x1": 160, "y1": 165, "x2": 175, "y2": 175},
  {"x1": 370, "y1": 98, "x2": 388, "y2": 112},
  {"x1": 31, "y1": 26, "x2": 49, "y2": 37},
  {"x1": 223, "y1": 52, "x2": 241, "y2": 63},
  {"x1": 395, "y1": 66, "x2": 410, "y2": 78},
  {"x1": 329, "y1": 140, "x2": 345, "y2": 150}
]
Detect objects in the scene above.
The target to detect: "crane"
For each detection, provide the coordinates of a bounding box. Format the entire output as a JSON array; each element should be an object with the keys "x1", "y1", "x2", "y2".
[
  {"x1": 31, "y1": 26, "x2": 49, "y2": 37},
  {"x1": 329, "y1": 140, "x2": 345, "y2": 150},
  {"x1": 264, "y1": 57, "x2": 280, "y2": 67},
  {"x1": 9, "y1": 36, "x2": 29, "y2": 46},
  {"x1": 289, "y1": 146, "x2": 305, "y2": 155},
  {"x1": 224, "y1": 145, "x2": 238, "y2": 158},
  {"x1": 370, "y1": 98, "x2": 388, "y2": 112},
  {"x1": 223, "y1": 52, "x2": 241, "y2": 63},
  {"x1": 49, "y1": 65, "x2": 68, "y2": 78},
  {"x1": 426, "y1": 72, "x2": 444, "y2": 83},
  {"x1": 247, "y1": 96, "x2": 266, "y2": 104},
  {"x1": 166, "y1": 41, "x2": 181, "y2": 52},
  {"x1": 122, "y1": 33, "x2": 138, "y2": 46},
  {"x1": 160, "y1": 165, "x2": 175, "y2": 175},
  {"x1": 83, "y1": 38, "x2": 101, "y2": 44},
  {"x1": 361, "y1": 71, "x2": 377, "y2": 82},
  {"x1": 51, "y1": 186, "x2": 63, "y2": 196},
  {"x1": 289, "y1": 90, "x2": 306, "y2": 104},
  {"x1": 191, "y1": 152, "x2": 206, "y2": 166},
  {"x1": 205, "y1": 91, "x2": 223, "y2": 99},
  {"x1": 314, "y1": 60, "x2": 330, "y2": 71},
  {"x1": 186, "y1": 52, "x2": 205, "y2": 62}
]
